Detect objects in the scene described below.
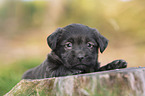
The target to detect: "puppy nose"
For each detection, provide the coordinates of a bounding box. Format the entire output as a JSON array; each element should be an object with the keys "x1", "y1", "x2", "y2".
[{"x1": 77, "y1": 54, "x2": 84, "y2": 62}]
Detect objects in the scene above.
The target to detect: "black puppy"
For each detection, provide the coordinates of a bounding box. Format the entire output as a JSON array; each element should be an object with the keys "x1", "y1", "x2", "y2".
[{"x1": 22, "y1": 24, "x2": 127, "y2": 79}]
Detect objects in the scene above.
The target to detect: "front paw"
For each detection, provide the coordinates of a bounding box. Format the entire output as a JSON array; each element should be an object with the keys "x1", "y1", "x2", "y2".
[
  {"x1": 71, "y1": 69, "x2": 83, "y2": 75},
  {"x1": 108, "y1": 59, "x2": 127, "y2": 69}
]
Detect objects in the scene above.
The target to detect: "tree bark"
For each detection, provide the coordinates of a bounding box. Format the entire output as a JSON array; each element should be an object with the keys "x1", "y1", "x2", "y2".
[{"x1": 5, "y1": 67, "x2": 145, "y2": 96}]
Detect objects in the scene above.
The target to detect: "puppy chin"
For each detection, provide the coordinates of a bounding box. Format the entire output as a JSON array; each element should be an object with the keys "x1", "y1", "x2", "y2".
[
  {"x1": 71, "y1": 63, "x2": 90, "y2": 72},
  {"x1": 73, "y1": 64, "x2": 87, "y2": 68}
]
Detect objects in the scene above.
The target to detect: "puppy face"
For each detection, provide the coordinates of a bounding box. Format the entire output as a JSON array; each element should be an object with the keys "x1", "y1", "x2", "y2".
[
  {"x1": 47, "y1": 24, "x2": 108, "y2": 72},
  {"x1": 58, "y1": 32, "x2": 98, "y2": 72}
]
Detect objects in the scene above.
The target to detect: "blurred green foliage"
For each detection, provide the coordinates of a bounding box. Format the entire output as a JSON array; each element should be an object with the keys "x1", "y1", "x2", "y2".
[
  {"x1": 0, "y1": 58, "x2": 42, "y2": 95},
  {"x1": 0, "y1": 0, "x2": 145, "y2": 95},
  {"x1": 0, "y1": 1, "x2": 47, "y2": 35},
  {"x1": 0, "y1": 0, "x2": 144, "y2": 55},
  {"x1": 0, "y1": 0, "x2": 145, "y2": 42}
]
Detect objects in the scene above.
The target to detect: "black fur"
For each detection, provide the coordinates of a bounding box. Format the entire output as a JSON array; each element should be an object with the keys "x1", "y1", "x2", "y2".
[{"x1": 22, "y1": 24, "x2": 127, "y2": 79}]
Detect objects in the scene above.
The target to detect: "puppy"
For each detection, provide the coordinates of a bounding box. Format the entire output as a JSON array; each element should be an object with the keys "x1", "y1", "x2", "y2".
[{"x1": 22, "y1": 24, "x2": 127, "y2": 79}]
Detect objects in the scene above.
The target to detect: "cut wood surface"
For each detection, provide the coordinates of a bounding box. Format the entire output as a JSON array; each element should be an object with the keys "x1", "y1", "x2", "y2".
[{"x1": 5, "y1": 67, "x2": 145, "y2": 96}]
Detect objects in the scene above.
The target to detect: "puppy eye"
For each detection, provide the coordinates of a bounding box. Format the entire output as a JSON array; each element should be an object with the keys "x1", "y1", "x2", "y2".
[
  {"x1": 65, "y1": 42, "x2": 72, "y2": 49},
  {"x1": 87, "y1": 42, "x2": 94, "y2": 48}
]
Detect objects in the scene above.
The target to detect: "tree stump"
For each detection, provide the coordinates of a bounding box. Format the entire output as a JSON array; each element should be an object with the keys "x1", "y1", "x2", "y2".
[{"x1": 5, "y1": 67, "x2": 145, "y2": 96}]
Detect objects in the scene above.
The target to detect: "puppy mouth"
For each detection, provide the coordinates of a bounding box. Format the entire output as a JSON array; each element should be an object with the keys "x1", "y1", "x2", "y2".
[{"x1": 71, "y1": 63, "x2": 89, "y2": 68}]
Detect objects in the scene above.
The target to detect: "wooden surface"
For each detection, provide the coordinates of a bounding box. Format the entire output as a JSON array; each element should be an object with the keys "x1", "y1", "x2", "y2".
[{"x1": 5, "y1": 67, "x2": 145, "y2": 96}]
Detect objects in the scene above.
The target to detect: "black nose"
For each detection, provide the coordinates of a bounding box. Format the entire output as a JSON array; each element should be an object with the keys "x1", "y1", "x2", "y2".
[{"x1": 77, "y1": 55, "x2": 84, "y2": 62}]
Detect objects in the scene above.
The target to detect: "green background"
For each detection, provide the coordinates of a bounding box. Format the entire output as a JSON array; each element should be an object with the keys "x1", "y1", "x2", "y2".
[{"x1": 0, "y1": 0, "x2": 145, "y2": 95}]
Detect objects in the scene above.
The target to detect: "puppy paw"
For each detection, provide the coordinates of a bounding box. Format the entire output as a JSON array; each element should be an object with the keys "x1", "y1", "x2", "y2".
[
  {"x1": 108, "y1": 59, "x2": 127, "y2": 69},
  {"x1": 71, "y1": 70, "x2": 83, "y2": 75}
]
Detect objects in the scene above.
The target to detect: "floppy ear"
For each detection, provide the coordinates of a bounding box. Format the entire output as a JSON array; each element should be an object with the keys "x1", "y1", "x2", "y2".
[
  {"x1": 47, "y1": 28, "x2": 63, "y2": 50},
  {"x1": 93, "y1": 29, "x2": 109, "y2": 53}
]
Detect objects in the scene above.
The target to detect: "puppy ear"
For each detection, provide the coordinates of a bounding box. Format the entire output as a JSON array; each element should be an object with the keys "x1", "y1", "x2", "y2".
[
  {"x1": 93, "y1": 29, "x2": 108, "y2": 53},
  {"x1": 47, "y1": 28, "x2": 63, "y2": 50}
]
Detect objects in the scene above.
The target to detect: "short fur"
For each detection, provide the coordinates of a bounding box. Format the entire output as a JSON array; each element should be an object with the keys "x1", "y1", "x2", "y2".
[{"x1": 22, "y1": 24, "x2": 127, "y2": 79}]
